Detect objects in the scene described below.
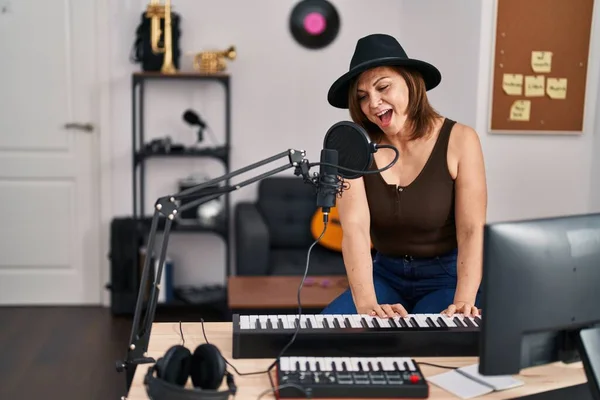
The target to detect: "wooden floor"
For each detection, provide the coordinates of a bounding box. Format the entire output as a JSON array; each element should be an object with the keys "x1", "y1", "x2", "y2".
[{"x1": 0, "y1": 305, "x2": 228, "y2": 400}]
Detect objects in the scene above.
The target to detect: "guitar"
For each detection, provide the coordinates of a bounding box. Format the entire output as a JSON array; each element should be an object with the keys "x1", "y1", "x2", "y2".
[{"x1": 310, "y1": 207, "x2": 373, "y2": 252}]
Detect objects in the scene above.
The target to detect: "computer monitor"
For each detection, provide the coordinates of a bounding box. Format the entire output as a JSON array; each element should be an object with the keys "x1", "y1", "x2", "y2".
[{"x1": 479, "y1": 212, "x2": 600, "y2": 400}]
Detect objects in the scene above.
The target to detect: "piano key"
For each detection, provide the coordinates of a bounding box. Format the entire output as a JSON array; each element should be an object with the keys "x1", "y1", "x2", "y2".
[
  {"x1": 277, "y1": 315, "x2": 287, "y2": 329},
  {"x1": 289, "y1": 356, "x2": 298, "y2": 371},
  {"x1": 314, "y1": 314, "x2": 325, "y2": 328},
  {"x1": 350, "y1": 357, "x2": 362, "y2": 371},
  {"x1": 324, "y1": 315, "x2": 336, "y2": 328},
  {"x1": 375, "y1": 317, "x2": 391, "y2": 328},
  {"x1": 347, "y1": 315, "x2": 361, "y2": 328},
  {"x1": 413, "y1": 314, "x2": 429, "y2": 328},
  {"x1": 351, "y1": 314, "x2": 363, "y2": 328},
  {"x1": 333, "y1": 358, "x2": 345, "y2": 371},
  {"x1": 332, "y1": 317, "x2": 342, "y2": 328},
  {"x1": 453, "y1": 316, "x2": 467, "y2": 327},
  {"x1": 267, "y1": 315, "x2": 278, "y2": 327},
  {"x1": 297, "y1": 356, "x2": 307, "y2": 371},
  {"x1": 440, "y1": 315, "x2": 457, "y2": 327},
  {"x1": 307, "y1": 315, "x2": 318, "y2": 328},
  {"x1": 240, "y1": 315, "x2": 250, "y2": 329},
  {"x1": 425, "y1": 314, "x2": 441, "y2": 327},
  {"x1": 380, "y1": 358, "x2": 395, "y2": 371},
  {"x1": 287, "y1": 314, "x2": 296, "y2": 329},
  {"x1": 362, "y1": 315, "x2": 375, "y2": 328},
  {"x1": 280, "y1": 357, "x2": 290, "y2": 371},
  {"x1": 342, "y1": 357, "x2": 353, "y2": 371},
  {"x1": 259, "y1": 315, "x2": 268, "y2": 329},
  {"x1": 307, "y1": 357, "x2": 317, "y2": 371}
]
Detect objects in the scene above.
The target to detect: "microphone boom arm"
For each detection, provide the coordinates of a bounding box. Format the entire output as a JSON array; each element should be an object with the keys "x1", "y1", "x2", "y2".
[{"x1": 116, "y1": 148, "x2": 309, "y2": 389}]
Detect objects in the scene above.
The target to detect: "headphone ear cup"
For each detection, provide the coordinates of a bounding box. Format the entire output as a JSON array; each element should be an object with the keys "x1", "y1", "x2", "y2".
[
  {"x1": 156, "y1": 345, "x2": 192, "y2": 387},
  {"x1": 190, "y1": 343, "x2": 226, "y2": 390}
]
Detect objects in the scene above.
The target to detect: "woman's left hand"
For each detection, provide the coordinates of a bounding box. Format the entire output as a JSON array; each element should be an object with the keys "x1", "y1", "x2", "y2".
[{"x1": 441, "y1": 302, "x2": 480, "y2": 317}]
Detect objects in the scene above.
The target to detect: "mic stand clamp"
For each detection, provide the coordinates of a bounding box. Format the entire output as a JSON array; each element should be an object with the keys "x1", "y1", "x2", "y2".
[{"x1": 116, "y1": 148, "x2": 309, "y2": 390}]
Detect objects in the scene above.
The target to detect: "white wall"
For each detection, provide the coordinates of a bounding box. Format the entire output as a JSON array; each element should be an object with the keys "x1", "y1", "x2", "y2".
[
  {"x1": 107, "y1": 0, "x2": 406, "y2": 289},
  {"x1": 104, "y1": 0, "x2": 600, "y2": 293}
]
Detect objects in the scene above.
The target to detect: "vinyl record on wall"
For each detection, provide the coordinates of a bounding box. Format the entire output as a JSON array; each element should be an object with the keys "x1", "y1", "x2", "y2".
[{"x1": 289, "y1": 0, "x2": 340, "y2": 49}]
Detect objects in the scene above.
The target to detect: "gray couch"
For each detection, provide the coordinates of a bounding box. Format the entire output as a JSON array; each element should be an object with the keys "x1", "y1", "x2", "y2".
[{"x1": 234, "y1": 177, "x2": 346, "y2": 276}]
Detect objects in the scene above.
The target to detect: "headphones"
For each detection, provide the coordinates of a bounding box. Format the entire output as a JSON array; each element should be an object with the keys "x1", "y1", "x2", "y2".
[{"x1": 144, "y1": 343, "x2": 237, "y2": 400}]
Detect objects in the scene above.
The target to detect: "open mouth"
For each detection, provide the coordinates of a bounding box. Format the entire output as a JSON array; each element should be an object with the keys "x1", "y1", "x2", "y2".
[{"x1": 377, "y1": 109, "x2": 393, "y2": 125}]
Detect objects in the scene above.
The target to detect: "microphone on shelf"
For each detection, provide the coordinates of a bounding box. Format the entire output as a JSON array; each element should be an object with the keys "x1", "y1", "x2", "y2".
[
  {"x1": 182, "y1": 109, "x2": 206, "y2": 142},
  {"x1": 315, "y1": 148, "x2": 340, "y2": 224}
]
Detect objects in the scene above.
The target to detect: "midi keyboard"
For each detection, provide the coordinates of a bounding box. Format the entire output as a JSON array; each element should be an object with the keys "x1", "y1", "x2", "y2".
[
  {"x1": 232, "y1": 313, "x2": 480, "y2": 359},
  {"x1": 276, "y1": 356, "x2": 428, "y2": 398}
]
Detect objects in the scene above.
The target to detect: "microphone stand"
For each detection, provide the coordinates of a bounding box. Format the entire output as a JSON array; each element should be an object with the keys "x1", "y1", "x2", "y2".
[{"x1": 116, "y1": 148, "x2": 312, "y2": 389}]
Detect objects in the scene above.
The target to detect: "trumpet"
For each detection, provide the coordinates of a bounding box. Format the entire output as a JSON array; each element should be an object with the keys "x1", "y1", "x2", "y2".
[
  {"x1": 193, "y1": 46, "x2": 237, "y2": 74},
  {"x1": 145, "y1": 0, "x2": 165, "y2": 54},
  {"x1": 145, "y1": 0, "x2": 176, "y2": 74},
  {"x1": 160, "y1": 0, "x2": 176, "y2": 73}
]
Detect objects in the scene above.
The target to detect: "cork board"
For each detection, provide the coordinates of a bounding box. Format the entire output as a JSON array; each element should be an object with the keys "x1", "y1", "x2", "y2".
[{"x1": 489, "y1": 0, "x2": 595, "y2": 133}]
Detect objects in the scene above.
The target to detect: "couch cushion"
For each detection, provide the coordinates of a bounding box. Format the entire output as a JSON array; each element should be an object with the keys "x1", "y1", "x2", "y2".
[{"x1": 256, "y1": 177, "x2": 318, "y2": 249}]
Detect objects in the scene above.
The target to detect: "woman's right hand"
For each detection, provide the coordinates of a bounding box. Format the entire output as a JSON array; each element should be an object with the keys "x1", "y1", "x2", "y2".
[{"x1": 356, "y1": 301, "x2": 408, "y2": 318}]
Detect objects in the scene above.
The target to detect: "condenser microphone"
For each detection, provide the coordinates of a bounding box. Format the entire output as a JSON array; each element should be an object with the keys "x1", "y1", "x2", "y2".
[
  {"x1": 316, "y1": 148, "x2": 339, "y2": 223},
  {"x1": 322, "y1": 120, "x2": 399, "y2": 179}
]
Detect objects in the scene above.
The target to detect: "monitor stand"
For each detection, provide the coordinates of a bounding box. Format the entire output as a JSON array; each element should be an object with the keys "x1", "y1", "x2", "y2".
[{"x1": 510, "y1": 326, "x2": 600, "y2": 400}]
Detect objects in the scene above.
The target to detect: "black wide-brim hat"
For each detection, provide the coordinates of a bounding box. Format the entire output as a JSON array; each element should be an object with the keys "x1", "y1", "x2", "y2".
[{"x1": 327, "y1": 33, "x2": 442, "y2": 109}]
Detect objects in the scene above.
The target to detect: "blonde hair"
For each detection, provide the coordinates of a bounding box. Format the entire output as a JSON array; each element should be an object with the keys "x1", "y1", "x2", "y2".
[{"x1": 348, "y1": 67, "x2": 440, "y2": 142}]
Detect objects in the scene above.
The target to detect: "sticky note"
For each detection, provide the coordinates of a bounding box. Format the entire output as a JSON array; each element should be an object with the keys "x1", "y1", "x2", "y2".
[
  {"x1": 502, "y1": 74, "x2": 523, "y2": 95},
  {"x1": 531, "y1": 51, "x2": 552, "y2": 73},
  {"x1": 547, "y1": 78, "x2": 567, "y2": 99},
  {"x1": 525, "y1": 76, "x2": 545, "y2": 97},
  {"x1": 509, "y1": 100, "x2": 531, "y2": 121}
]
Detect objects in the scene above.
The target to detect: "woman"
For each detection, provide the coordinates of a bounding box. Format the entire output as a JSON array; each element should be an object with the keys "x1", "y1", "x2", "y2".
[{"x1": 321, "y1": 33, "x2": 487, "y2": 319}]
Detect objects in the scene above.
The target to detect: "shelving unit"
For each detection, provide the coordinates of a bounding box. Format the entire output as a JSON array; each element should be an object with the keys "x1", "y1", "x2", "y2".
[{"x1": 131, "y1": 71, "x2": 231, "y2": 309}]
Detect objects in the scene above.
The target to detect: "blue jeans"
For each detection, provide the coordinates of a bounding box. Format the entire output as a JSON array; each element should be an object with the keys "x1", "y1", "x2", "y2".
[{"x1": 321, "y1": 248, "x2": 482, "y2": 314}]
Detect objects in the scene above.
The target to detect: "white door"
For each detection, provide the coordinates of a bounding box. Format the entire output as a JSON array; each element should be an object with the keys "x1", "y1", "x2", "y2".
[{"x1": 0, "y1": 0, "x2": 101, "y2": 304}]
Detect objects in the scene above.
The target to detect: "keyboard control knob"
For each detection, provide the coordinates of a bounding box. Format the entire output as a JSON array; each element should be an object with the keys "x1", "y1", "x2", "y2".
[{"x1": 410, "y1": 374, "x2": 420, "y2": 383}]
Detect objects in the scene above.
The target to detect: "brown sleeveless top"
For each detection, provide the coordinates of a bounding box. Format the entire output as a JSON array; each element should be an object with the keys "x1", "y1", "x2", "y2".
[{"x1": 363, "y1": 118, "x2": 457, "y2": 258}]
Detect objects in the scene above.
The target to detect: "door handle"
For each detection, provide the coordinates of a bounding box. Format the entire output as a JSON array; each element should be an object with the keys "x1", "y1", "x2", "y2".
[{"x1": 64, "y1": 122, "x2": 94, "y2": 132}]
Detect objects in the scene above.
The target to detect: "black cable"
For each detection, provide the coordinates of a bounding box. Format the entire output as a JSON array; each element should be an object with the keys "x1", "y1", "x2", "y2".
[
  {"x1": 179, "y1": 320, "x2": 185, "y2": 346},
  {"x1": 266, "y1": 225, "x2": 326, "y2": 372},
  {"x1": 176, "y1": 221, "x2": 327, "y2": 385},
  {"x1": 416, "y1": 361, "x2": 457, "y2": 370}
]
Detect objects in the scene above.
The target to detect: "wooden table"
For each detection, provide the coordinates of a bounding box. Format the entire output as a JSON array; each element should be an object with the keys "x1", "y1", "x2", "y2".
[
  {"x1": 227, "y1": 275, "x2": 348, "y2": 310},
  {"x1": 127, "y1": 322, "x2": 588, "y2": 399}
]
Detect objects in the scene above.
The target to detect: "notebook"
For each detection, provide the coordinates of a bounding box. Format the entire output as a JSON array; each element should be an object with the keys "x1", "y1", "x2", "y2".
[{"x1": 427, "y1": 363, "x2": 524, "y2": 399}]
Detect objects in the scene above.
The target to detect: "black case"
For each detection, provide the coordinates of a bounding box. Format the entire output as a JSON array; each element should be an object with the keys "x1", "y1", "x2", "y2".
[
  {"x1": 106, "y1": 217, "x2": 146, "y2": 315},
  {"x1": 130, "y1": 11, "x2": 182, "y2": 72}
]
